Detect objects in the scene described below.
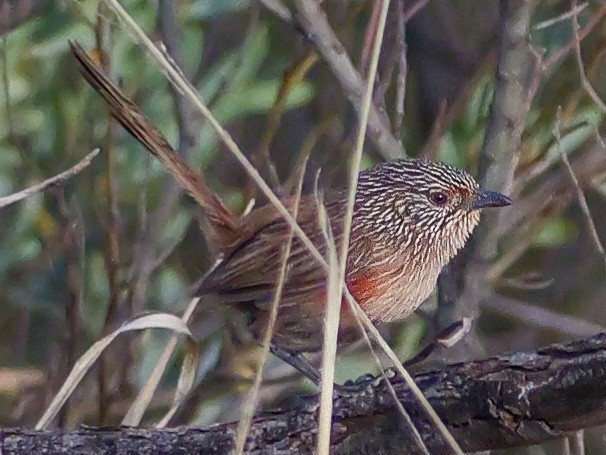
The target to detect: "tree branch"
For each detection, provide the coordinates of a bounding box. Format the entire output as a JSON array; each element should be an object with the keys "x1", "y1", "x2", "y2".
[
  {"x1": 290, "y1": 0, "x2": 405, "y2": 159},
  {"x1": 0, "y1": 149, "x2": 99, "y2": 208},
  {"x1": 4, "y1": 333, "x2": 606, "y2": 454},
  {"x1": 436, "y1": 0, "x2": 540, "y2": 354}
]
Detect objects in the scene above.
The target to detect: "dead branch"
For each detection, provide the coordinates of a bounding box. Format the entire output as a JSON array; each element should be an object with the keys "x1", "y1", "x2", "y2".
[
  {"x1": 436, "y1": 0, "x2": 540, "y2": 358},
  {"x1": 4, "y1": 333, "x2": 606, "y2": 454},
  {"x1": 290, "y1": 0, "x2": 405, "y2": 159},
  {"x1": 0, "y1": 149, "x2": 99, "y2": 208}
]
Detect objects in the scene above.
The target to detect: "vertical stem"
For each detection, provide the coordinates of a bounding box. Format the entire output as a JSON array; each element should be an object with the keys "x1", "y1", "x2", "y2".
[
  {"x1": 476, "y1": 0, "x2": 538, "y2": 259},
  {"x1": 95, "y1": 6, "x2": 122, "y2": 424},
  {"x1": 436, "y1": 0, "x2": 539, "y2": 349}
]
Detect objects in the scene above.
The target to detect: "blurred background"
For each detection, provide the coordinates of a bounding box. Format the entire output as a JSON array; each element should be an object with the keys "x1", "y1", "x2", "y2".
[{"x1": 1, "y1": 0, "x2": 606, "y2": 453}]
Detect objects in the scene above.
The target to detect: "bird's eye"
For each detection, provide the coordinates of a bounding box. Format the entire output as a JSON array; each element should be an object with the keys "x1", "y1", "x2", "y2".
[{"x1": 429, "y1": 191, "x2": 448, "y2": 206}]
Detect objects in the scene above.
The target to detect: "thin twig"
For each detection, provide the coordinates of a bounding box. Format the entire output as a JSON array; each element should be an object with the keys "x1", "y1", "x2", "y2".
[
  {"x1": 251, "y1": 51, "x2": 318, "y2": 193},
  {"x1": 533, "y1": 2, "x2": 587, "y2": 30},
  {"x1": 94, "y1": 10, "x2": 123, "y2": 425},
  {"x1": 1, "y1": 34, "x2": 13, "y2": 139},
  {"x1": 555, "y1": 109, "x2": 606, "y2": 270},
  {"x1": 484, "y1": 295, "x2": 606, "y2": 337},
  {"x1": 0, "y1": 149, "x2": 100, "y2": 209},
  {"x1": 0, "y1": 0, "x2": 51, "y2": 35},
  {"x1": 571, "y1": 0, "x2": 606, "y2": 114},
  {"x1": 359, "y1": 1, "x2": 381, "y2": 75},
  {"x1": 393, "y1": 0, "x2": 407, "y2": 139},
  {"x1": 290, "y1": 0, "x2": 405, "y2": 159},
  {"x1": 542, "y1": 3, "x2": 606, "y2": 70},
  {"x1": 495, "y1": 142, "x2": 606, "y2": 240},
  {"x1": 258, "y1": 0, "x2": 292, "y2": 22},
  {"x1": 55, "y1": 190, "x2": 86, "y2": 428},
  {"x1": 282, "y1": 116, "x2": 339, "y2": 194},
  {"x1": 403, "y1": 0, "x2": 430, "y2": 22}
]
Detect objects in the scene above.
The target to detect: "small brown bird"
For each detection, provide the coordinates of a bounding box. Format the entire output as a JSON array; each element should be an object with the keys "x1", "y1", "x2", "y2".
[
  {"x1": 70, "y1": 42, "x2": 511, "y2": 384},
  {"x1": 197, "y1": 160, "x2": 510, "y2": 365}
]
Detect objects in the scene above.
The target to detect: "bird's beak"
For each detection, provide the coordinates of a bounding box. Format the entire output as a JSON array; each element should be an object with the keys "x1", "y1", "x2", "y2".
[{"x1": 471, "y1": 191, "x2": 511, "y2": 210}]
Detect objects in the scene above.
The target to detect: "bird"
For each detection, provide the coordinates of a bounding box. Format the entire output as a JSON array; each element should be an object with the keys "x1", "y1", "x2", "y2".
[
  {"x1": 196, "y1": 159, "x2": 510, "y2": 379},
  {"x1": 70, "y1": 42, "x2": 511, "y2": 386}
]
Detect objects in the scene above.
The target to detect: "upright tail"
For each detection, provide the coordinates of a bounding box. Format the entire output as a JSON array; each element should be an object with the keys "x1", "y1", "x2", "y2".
[{"x1": 69, "y1": 41, "x2": 237, "y2": 239}]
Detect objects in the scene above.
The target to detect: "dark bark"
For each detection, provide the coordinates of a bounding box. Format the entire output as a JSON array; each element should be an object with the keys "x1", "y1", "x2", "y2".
[{"x1": 3, "y1": 333, "x2": 606, "y2": 454}]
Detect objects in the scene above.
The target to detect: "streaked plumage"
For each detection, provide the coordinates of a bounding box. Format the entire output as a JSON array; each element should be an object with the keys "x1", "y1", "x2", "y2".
[
  {"x1": 198, "y1": 159, "x2": 507, "y2": 353},
  {"x1": 70, "y1": 42, "x2": 510, "y2": 366}
]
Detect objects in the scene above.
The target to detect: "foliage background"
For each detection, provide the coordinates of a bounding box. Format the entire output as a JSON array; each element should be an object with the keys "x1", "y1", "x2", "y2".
[{"x1": 1, "y1": 0, "x2": 606, "y2": 453}]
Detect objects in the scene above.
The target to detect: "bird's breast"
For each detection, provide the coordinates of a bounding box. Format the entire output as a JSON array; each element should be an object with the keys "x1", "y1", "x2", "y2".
[{"x1": 346, "y1": 257, "x2": 441, "y2": 323}]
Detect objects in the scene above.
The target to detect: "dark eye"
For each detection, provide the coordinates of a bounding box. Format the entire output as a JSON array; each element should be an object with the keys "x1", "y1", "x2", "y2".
[{"x1": 429, "y1": 191, "x2": 448, "y2": 206}]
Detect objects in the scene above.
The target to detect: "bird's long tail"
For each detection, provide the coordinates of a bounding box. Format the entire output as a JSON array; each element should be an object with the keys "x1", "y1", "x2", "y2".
[{"x1": 69, "y1": 41, "x2": 237, "y2": 238}]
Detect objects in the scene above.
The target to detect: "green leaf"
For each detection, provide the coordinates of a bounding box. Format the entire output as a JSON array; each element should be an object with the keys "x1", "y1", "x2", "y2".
[
  {"x1": 465, "y1": 73, "x2": 493, "y2": 129},
  {"x1": 214, "y1": 80, "x2": 315, "y2": 123},
  {"x1": 230, "y1": 26, "x2": 269, "y2": 88},
  {"x1": 155, "y1": 268, "x2": 186, "y2": 308},
  {"x1": 190, "y1": 0, "x2": 252, "y2": 19},
  {"x1": 533, "y1": 217, "x2": 577, "y2": 248}
]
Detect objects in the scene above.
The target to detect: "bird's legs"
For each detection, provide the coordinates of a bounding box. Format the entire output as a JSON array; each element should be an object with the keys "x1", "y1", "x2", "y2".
[
  {"x1": 270, "y1": 345, "x2": 321, "y2": 384},
  {"x1": 402, "y1": 318, "x2": 471, "y2": 368},
  {"x1": 269, "y1": 345, "x2": 367, "y2": 394},
  {"x1": 270, "y1": 319, "x2": 469, "y2": 394}
]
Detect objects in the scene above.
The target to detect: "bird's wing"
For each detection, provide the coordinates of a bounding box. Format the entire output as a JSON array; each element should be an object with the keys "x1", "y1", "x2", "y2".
[{"x1": 198, "y1": 195, "x2": 339, "y2": 307}]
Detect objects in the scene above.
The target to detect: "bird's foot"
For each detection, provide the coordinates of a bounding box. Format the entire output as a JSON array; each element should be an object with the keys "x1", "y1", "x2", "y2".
[
  {"x1": 331, "y1": 373, "x2": 379, "y2": 396},
  {"x1": 402, "y1": 318, "x2": 472, "y2": 369}
]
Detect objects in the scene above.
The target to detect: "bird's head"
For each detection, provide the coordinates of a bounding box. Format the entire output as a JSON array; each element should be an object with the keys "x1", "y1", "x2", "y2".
[{"x1": 356, "y1": 159, "x2": 511, "y2": 262}]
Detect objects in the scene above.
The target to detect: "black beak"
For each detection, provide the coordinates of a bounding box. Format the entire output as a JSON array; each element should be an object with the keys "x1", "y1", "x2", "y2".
[{"x1": 471, "y1": 191, "x2": 511, "y2": 210}]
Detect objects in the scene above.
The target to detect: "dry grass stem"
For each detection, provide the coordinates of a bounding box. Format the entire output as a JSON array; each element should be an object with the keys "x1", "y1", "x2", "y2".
[
  {"x1": 123, "y1": 295, "x2": 202, "y2": 427},
  {"x1": 102, "y1": 0, "x2": 327, "y2": 269},
  {"x1": 345, "y1": 289, "x2": 464, "y2": 455},
  {"x1": 233, "y1": 160, "x2": 307, "y2": 455},
  {"x1": 571, "y1": 430, "x2": 586, "y2": 455},
  {"x1": 36, "y1": 313, "x2": 197, "y2": 430},
  {"x1": 318, "y1": 2, "x2": 390, "y2": 452},
  {"x1": 317, "y1": 203, "x2": 343, "y2": 455}
]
